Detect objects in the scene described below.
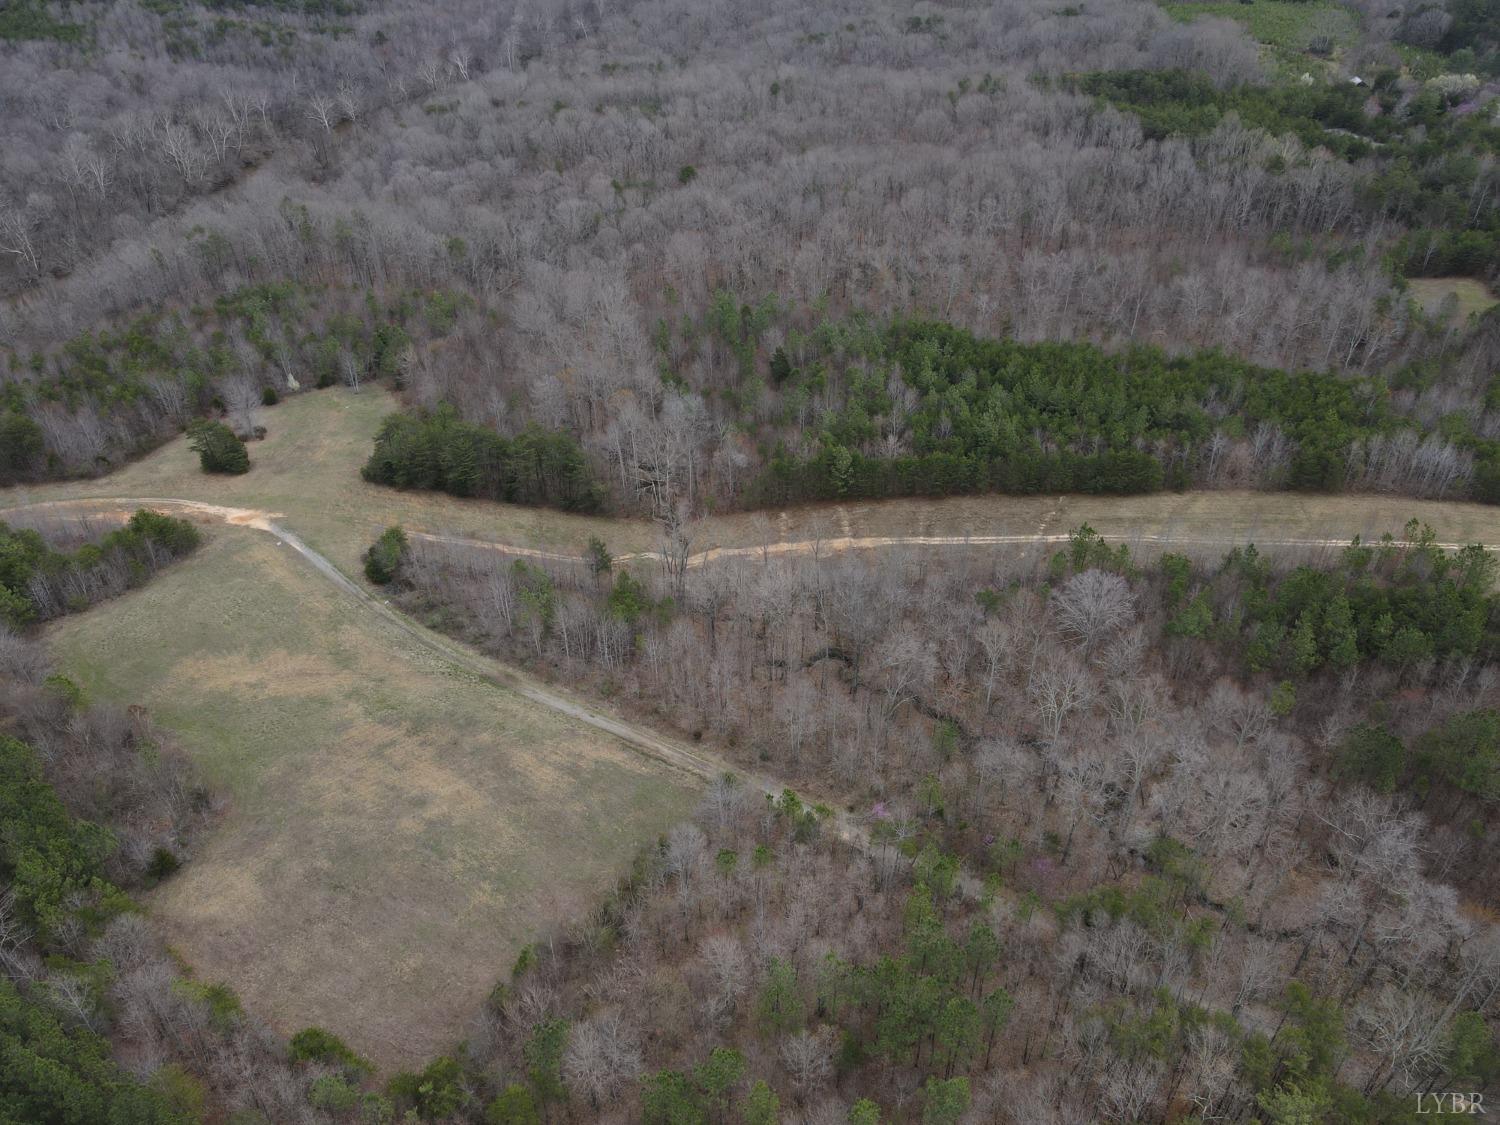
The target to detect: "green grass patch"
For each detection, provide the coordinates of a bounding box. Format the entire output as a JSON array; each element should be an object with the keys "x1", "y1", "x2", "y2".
[
  {"x1": 1407, "y1": 277, "x2": 1500, "y2": 323},
  {"x1": 1163, "y1": 0, "x2": 1358, "y2": 59}
]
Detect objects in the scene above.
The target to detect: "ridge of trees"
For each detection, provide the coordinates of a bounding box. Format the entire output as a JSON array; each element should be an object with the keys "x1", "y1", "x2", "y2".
[
  {"x1": 1156, "y1": 519, "x2": 1500, "y2": 676},
  {"x1": 746, "y1": 314, "x2": 1473, "y2": 507}
]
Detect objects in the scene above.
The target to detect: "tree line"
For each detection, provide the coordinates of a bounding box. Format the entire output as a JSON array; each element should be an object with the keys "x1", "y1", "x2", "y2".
[
  {"x1": 361, "y1": 405, "x2": 603, "y2": 512},
  {"x1": 1159, "y1": 520, "x2": 1500, "y2": 677},
  {"x1": 1, "y1": 728, "x2": 194, "y2": 1124},
  {"x1": 747, "y1": 315, "x2": 1464, "y2": 507},
  {"x1": 0, "y1": 510, "x2": 202, "y2": 629}
]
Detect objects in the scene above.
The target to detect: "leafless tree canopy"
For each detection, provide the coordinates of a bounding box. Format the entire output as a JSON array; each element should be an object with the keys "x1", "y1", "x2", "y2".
[
  {"x1": 4, "y1": 0, "x2": 1500, "y2": 1117},
  {"x1": 4, "y1": 0, "x2": 1499, "y2": 507},
  {"x1": 381, "y1": 526, "x2": 1500, "y2": 1116}
]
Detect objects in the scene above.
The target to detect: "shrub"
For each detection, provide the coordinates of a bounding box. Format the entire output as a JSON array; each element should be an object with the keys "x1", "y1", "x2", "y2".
[
  {"x1": 486, "y1": 1084, "x2": 541, "y2": 1124},
  {"x1": 145, "y1": 847, "x2": 181, "y2": 882},
  {"x1": 186, "y1": 420, "x2": 250, "y2": 474},
  {"x1": 0, "y1": 979, "x2": 188, "y2": 1124},
  {"x1": 586, "y1": 535, "x2": 612, "y2": 578},
  {"x1": 1339, "y1": 726, "x2": 1406, "y2": 793},
  {"x1": 363, "y1": 526, "x2": 409, "y2": 585},
  {"x1": 524, "y1": 1019, "x2": 569, "y2": 1104},
  {"x1": 308, "y1": 1074, "x2": 360, "y2": 1112},
  {"x1": 0, "y1": 510, "x2": 201, "y2": 629},
  {"x1": 0, "y1": 733, "x2": 116, "y2": 940},
  {"x1": 150, "y1": 1064, "x2": 208, "y2": 1118},
  {"x1": 175, "y1": 981, "x2": 242, "y2": 1033},
  {"x1": 124, "y1": 510, "x2": 202, "y2": 555},
  {"x1": 289, "y1": 1026, "x2": 373, "y2": 1075},
  {"x1": 260, "y1": 386, "x2": 280, "y2": 406},
  {"x1": 387, "y1": 1055, "x2": 464, "y2": 1119},
  {"x1": 0, "y1": 411, "x2": 44, "y2": 484},
  {"x1": 1416, "y1": 710, "x2": 1500, "y2": 801}
]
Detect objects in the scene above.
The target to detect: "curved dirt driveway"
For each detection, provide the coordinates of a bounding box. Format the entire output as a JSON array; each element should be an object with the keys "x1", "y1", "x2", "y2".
[
  {"x1": 9, "y1": 492, "x2": 1499, "y2": 876},
  {"x1": 6, "y1": 498, "x2": 725, "y2": 773},
  {"x1": 7, "y1": 498, "x2": 872, "y2": 849}
]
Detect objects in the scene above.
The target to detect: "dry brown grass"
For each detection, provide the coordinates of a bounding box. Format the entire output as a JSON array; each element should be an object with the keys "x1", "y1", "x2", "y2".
[{"x1": 47, "y1": 530, "x2": 697, "y2": 1069}]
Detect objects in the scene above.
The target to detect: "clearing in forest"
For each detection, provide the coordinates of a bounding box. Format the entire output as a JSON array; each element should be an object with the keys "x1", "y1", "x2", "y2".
[
  {"x1": 13, "y1": 386, "x2": 1500, "y2": 572},
  {"x1": 1163, "y1": 0, "x2": 1359, "y2": 65},
  {"x1": 46, "y1": 529, "x2": 697, "y2": 1069},
  {"x1": 1407, "y1": 276, "x2": 1500, "y2": 324},
  {"x1": 16, "y1": 385, "x2": 1500, "y2": 1067},
  {"x1": 1, "y1": 386, "x2": 652, "y2": 574}
]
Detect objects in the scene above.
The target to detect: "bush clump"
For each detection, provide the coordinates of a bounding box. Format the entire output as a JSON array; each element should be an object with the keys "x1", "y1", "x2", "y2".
[
  {"x1": 363, "y1": 526, "x2": 409, "y2": 585},
  {"x1": 0, "y1": 510, "x2": 203, "y2": 629},
  {"x1": 289, "y1": 1026, "x2": 373, "y2": 1076},
  {"x1": 187, "y1": 420, "x2": 250, "y2": 474},
  {"x1": 362, "y1": 406, "x2": 601, "y2": 512}
]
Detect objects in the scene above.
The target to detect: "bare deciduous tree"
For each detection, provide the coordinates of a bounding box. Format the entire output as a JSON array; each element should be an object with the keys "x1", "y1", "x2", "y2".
[{"x1": 1053, "y1": 569, "x2": 1136, "y2": 653}]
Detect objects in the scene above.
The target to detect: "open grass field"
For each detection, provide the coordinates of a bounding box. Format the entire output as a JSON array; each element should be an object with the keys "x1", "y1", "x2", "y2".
[
  {"x1": 1408, "y1": 277, "x2": 1500, "y2": 324},
  {"x1": 46, "y1": 528, "x2": 698, "y2": 1069},
  {"x1": 0, "y1": 387, "x2": 664, "y2": 574}
]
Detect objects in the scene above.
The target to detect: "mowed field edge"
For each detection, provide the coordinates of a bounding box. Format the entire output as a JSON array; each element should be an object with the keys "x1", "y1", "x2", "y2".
[
  {"x1": 46, "y1": 529, "x2": 698, "y2": 1069},
  {"x1": 11, "y1": 388, "x2": 1500, "y2": 575}
]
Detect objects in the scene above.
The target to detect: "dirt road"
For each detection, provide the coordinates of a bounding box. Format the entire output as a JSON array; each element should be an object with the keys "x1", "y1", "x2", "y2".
[
  {"x1": 5, "y1": 498, "x2": 847, "y2": 826},
  {"x1": 8, "y1": 491, "x2": 1497, "y2": 876},
  {"x1": 410, "y1": 526, "x2": 1500, "y2": 567}
]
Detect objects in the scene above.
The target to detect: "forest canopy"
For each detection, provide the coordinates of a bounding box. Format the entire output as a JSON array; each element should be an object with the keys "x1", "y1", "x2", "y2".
[
  {"x1": 752, "y1": 316, "x2": 1424, "y2": 505},
  {"x1": 6, "y1": 0, "x2": 1500, "y2": 1116}
]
